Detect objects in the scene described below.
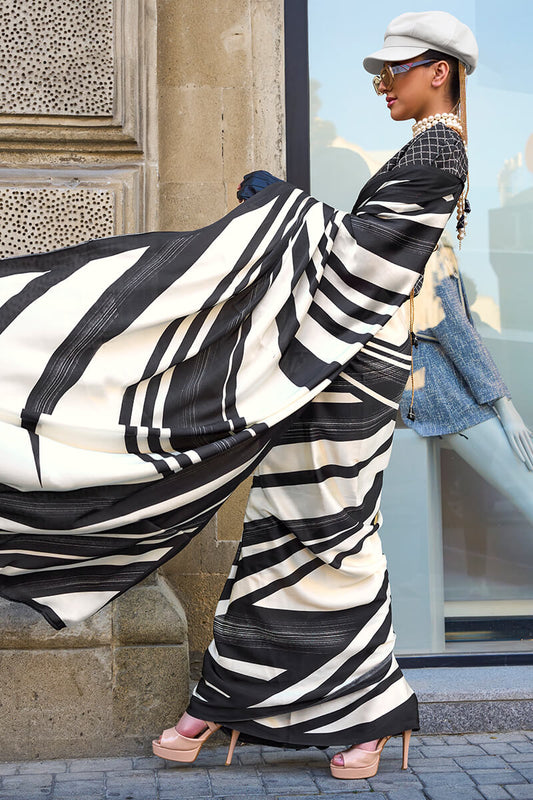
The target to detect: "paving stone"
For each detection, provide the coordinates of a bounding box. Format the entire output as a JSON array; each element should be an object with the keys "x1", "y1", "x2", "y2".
[
  {"x1": 369, "y1": 773, "x2": 424, "y2": 791},
  {"x1": 420, "y1": 745, "x2": 487, "y2": 758},
  {"x1": 478, "y1": 786, "x2": 513, "y2": 800},
  {"x1": 1, "y1": 774, "x2": 53, "y2": 790},
  {"x1": 467, "y1": 735, "x2": 504, "y2": 744},
  {"x1": 504, "y1": 787, "x2": 533, "y2": 800},
  {"x1": 71, "y1": 757, "x2": 134, "y2": 772},
  {"x1": 210, "y1": 765, "x2": 265, "y2": 794},
  {"x1": 386, "y1": 790, "x2": 429, "y2": 800},
  {"x1": 419, "y1": 770, "x2": 476, "y2": 786},
  {"x1": 473, "y1": 735, "x2": 529, "y2": 743},
  {"x1": 236, "y1": 750, "x2": 266, "y2": 765},
  {"x1": 505, "y1": 755, "x2": 533, "y2": 764},
  {"x1": 422, "y1": 736, "x2": 448, "y2": 745},
  {"x1": 54, "y1": 779, "x2": 105, "y2": 798},
  {"x1": 104, "y1": 770, "x2": 157, "y2": 800},
  {"x1": 257, "y1": 765, "x2": 319, "y2": 794},
  {"x1": 424, "y1": 787, "x2": 484, "y2": 800},
  {"x1": 410, "y1": 757, "x2": 465, "y2": 771},
  {"x1": 515, "y1": 767, "x2": 533, "y2": 782},
  {"x1": 513, "y1": 744, "x2": 533, "y2": 754},
  {"x1": 275, "y1": 795, "x2": 386, "y2": 800},
  {"x1": 18, "y1": 760, "x2": 67, "y2": 774},
  {"x1": 469, "y1": 770, "x2": 526, "y2": 785},
  {"x1": 158, "y1": 767, "x2": 211, "y2": 797},
  {"x1": 313, "y1": 773, "x2": 371, "y2": 792},
  {"x1": 55, "y1": 771, "x2": 104, "y2": 780},
  {"x1": 0, "y1": 764, "x2": 18, "y2": 776},
  {"x1": 482, "y1": 744, "x2": 522, "y2": 755},
  {"x1": 132, "y1": 755, "x2": 165, "y2": 770},
  {"x1": 261, "y1": 749, "x2": 328, "y2": 765},
  {"x1": 455, "y1": 756, "x2": 509, "y2": 770}
]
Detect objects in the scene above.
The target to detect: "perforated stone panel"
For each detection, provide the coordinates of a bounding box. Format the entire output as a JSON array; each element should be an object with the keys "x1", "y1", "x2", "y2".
[
  {"x1": 0, "y1": 188, "x2": 115, "y2": 257},
  {"x1": 0, "y1": 0, "x2": 114, "y2": 116}
]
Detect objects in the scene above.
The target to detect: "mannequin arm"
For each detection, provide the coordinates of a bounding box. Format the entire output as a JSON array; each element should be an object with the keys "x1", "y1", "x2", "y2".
[{"x1": 492, "y1": 397, "x2": 533, "y2": 471}]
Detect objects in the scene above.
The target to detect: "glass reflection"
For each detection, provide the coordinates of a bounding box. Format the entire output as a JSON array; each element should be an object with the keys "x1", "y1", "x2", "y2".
[{"x1": 308, "y1": 0, "x2": 533, "y2": 649}]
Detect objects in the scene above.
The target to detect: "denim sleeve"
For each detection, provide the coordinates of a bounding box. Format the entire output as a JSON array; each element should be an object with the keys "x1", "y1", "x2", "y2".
[{"x1": 431, "y1": 274, "x2": 510, "y2": 405}]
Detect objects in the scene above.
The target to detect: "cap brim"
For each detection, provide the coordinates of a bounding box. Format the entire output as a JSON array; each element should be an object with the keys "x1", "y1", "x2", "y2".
[{"x1": 363, "y1": 45, "x2": 428, "y2": 74}]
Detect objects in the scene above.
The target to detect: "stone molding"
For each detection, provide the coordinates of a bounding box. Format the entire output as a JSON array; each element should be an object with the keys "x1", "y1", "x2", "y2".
[
  {"x1": 0, "y1": 166, "x2": 142, "y2": 257},
  {"x1": 0, "y1": 0, "x2": 151, "y2": 153}
]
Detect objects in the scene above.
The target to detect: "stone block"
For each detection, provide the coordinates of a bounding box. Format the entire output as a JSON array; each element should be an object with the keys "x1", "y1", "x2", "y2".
[
  {"x1": 217, "y1": 476, "x2": 252, "y2": 541},
  {"x1": 250, "y1": 0, "x2": 286, "y2": 173},
  {"x1": 0, "y1": 647, "x2": 113, "y2": 761},
  {"x1": 112, "y1": 580, "x2": 187, "y2": 645},
  {"x1": 112, "y1": 644, "x2": 189, "y2": 754},
  {"x1": 162, "y1": 516, "x2": 237, "y2": 577},
  {"x1": 166, "y1": 572, "x2": 226, "y2": 664},
  {"x1": 158, "y1": 86, "x2": 224, "y2": 184},
  {"x1": 222, "y1": 86, "x2": 255, "y2": 191},
  {"x1": 159, "y1": 181, "x2": 227, "y2": 231},
  {"x1": 157, "y1": 0, "x2": 251, "y2": 88},
  {"x1": 0, "y1": 596, "x2": 111, "y2": 649}
]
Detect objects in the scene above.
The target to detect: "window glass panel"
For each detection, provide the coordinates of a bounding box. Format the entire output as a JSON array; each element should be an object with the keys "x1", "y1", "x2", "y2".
[{"x1": 308, "y1": 0, "x2": 533, "y2": 653}]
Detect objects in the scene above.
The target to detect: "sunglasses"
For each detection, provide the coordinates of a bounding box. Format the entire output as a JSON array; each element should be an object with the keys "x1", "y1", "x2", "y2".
[{"x1": 372, "y1": 59, "x2": 438, "y2": 95}]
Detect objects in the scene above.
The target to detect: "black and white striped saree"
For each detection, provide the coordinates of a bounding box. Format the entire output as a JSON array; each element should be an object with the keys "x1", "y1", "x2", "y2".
[{"x1": 0, "y1": 152, "x2": 463, "y2": 744}]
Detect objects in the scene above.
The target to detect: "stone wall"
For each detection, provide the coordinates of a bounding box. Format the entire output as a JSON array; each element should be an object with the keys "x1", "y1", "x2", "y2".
[
  {"x1": 0, "y1": 0, "x2": 285, "y2": 760},
  {"x1": 158, "y1": 0, "x2": 286, "y2": 677}
]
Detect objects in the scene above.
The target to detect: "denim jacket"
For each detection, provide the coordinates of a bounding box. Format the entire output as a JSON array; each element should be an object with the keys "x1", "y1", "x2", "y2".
[{"x1": 399, "y1": 256, "x2": 510, "y2": 436}]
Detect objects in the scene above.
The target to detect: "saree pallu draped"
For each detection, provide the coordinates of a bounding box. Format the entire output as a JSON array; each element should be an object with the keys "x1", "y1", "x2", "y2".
[{"x1": 0, "y1": 165, "x2": 462, "y2": 639}]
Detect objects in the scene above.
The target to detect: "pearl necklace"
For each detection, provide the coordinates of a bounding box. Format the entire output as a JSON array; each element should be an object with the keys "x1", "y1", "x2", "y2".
[{"x1": 412, "y1": 112, "x2": 463, "y2": 138}]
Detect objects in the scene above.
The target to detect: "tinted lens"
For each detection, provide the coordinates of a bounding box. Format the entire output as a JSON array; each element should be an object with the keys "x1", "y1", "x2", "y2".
[
  {"x1": 380, "y1": 65, "x2": 394, "y2": 91},
  {"x1": 372, "y1": 75, "x2": 383, "y2": 95},
  {"x1": 373, "y1": 65, "x2": 393, "y2": 95}
]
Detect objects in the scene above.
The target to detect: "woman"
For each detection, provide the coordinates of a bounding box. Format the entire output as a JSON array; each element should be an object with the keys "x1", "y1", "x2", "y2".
[
  {"x1": 0, "y1": 10, "x2": 475, "y2": 783},
  {"x1": 152, "y1": 11, "x2": 478, "y2": 781}
]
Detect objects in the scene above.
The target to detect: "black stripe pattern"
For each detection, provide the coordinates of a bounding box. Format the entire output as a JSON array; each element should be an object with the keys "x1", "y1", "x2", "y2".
[{"x1": 0, "y1": 161, "x2": 462, "y2": 639}]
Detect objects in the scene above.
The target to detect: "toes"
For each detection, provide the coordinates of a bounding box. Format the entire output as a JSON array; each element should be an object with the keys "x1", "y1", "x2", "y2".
[{"x1": 331, "y1": 753, "x2": 344, "y2": 766}]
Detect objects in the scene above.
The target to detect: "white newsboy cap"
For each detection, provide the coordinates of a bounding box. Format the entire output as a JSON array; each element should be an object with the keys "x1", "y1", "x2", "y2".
[{"x1": 363, "y1": 11, "x2": 478, "y2": 75}]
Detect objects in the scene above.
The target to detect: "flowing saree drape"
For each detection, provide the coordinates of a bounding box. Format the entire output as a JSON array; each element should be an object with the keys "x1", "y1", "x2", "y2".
[{"x1": 0, "y1": 163, "x2": 461, "y2": 643}]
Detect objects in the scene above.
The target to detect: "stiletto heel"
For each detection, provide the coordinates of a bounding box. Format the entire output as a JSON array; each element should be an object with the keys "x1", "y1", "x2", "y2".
[
  {"x1": 225, "y1": 729, "x2": 240, "y2": 765},
  {"x1": 402, "y1": 729, "x2": 412, "y2": 770},
  {"x1": 330, "y1": 731, "x2": 412, "y2": 780},
  {"x1": 152, "y1": 720, "x2": 222, "y2": 763}
]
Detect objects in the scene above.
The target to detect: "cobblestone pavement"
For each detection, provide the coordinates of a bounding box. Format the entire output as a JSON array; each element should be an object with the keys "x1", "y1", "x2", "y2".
[{"x1": 0, "y1": 731, "x2": 532, "y2": 800}]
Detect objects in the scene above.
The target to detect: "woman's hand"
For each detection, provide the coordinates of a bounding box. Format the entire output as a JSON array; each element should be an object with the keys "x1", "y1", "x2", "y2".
[
  {"x1": 237, "y1": 170, "x2": 282, "y2": 203},
  {"x1": 492, "y1": 397, "x2": 533, "y2": 471}
]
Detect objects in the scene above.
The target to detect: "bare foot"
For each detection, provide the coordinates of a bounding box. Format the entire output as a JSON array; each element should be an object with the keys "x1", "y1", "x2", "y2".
[
  {"x1": 175, "y1": 711, "x2": 207, "y2": 738},
  {"x1": 331, "y1": 739, "x2": 380, "y2": 766}
]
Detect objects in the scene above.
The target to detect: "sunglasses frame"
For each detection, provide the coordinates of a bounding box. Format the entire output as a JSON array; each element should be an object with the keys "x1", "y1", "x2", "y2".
[{"x1": 372, "y1": 59, "x2": 439, "y2": 95}]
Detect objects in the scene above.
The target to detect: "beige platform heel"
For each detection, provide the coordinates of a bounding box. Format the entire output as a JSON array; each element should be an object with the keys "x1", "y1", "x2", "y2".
[
  {"x1": 330, "y1": 729, "x2": 412, "y2": 780},
  {"x1": 152, "y1": 721, "x2": 240, "y2": 765}
]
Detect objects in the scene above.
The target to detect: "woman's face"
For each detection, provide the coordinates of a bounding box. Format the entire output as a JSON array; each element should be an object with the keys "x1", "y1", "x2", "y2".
[{"x1": 378, "y1": 57, "x2": 447, "y2": 122}]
